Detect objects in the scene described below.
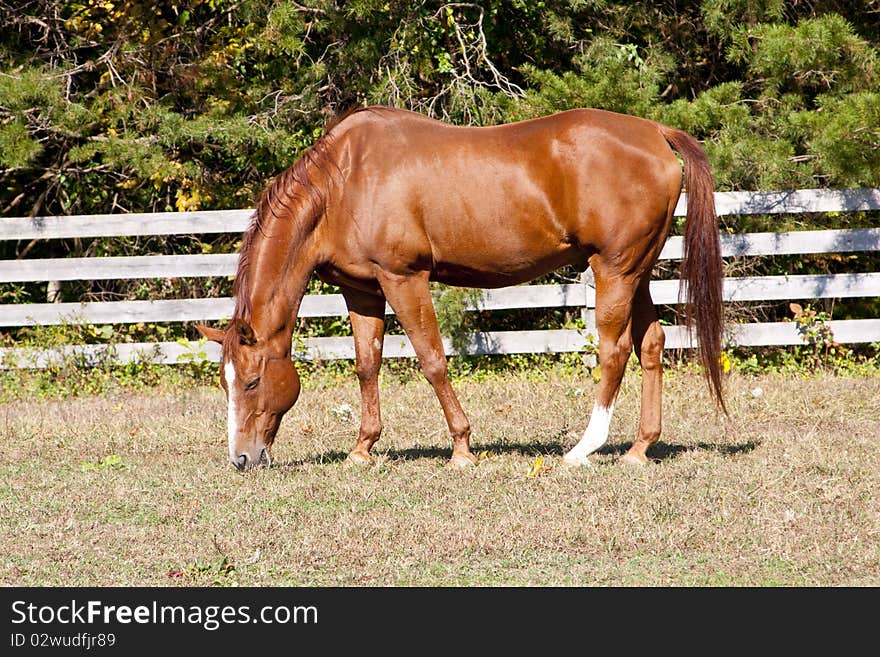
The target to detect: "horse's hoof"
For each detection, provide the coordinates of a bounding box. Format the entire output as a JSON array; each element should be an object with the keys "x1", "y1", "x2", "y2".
[
  {"x1": 448, "y1": 454, "x2": 477, "y2": 468},
  {"x1": 620, "y1": 453, "x2": 648, "y2": 467},
  {"x1": 345, "y1": 452, "x2": 374, "y2": 467},
  {"x1": 561, "y1": 455, "x2": 594, "y2": 469}
]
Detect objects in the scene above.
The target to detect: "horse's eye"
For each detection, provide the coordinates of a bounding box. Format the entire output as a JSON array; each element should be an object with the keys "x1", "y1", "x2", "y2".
[{"x1": 245, "y1": 378, "x2": 260, "y2": 391}]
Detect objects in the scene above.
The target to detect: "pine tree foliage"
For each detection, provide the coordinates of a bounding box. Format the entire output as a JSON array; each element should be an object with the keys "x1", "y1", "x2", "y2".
[{"x1": 2, "y1": 0, "x2": 878, "y2": 219}]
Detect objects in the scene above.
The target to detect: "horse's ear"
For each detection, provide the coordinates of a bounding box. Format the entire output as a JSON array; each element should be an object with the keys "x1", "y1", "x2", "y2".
[
  {"x1": 234, "y1": 318, "x2": 257, "y2": 346},
  {"x1": 195, "y1": 324, "x2": 226, "y2": 344}
]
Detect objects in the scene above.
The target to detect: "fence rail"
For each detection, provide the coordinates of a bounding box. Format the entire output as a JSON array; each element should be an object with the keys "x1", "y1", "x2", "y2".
[
  {"x1": 3, "y1": 227, "x2": 879, "y2": 285},
  {"x1": 2, "y1": 188, "x2": 879, "y2": 368},
  {"x1": 2, "y1": 272, "x2": 879, "y2": 328},
  {"x1": 4, "y1": 187, "x2": 879, "y2": 240}
]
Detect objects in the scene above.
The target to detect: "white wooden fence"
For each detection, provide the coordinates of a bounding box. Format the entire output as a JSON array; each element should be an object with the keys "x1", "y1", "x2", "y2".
[{"x1": 1, "y1": 188, "x2": 879, "y2": 368}]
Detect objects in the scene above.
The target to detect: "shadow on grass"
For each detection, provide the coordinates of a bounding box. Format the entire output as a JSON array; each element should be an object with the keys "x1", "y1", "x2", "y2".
[
  {"x1": 272, "y1": 436, "x2": 761, "y2": 468},
  {"x1": 597, "y1": 439, "x2": 761, "y2": 462}
]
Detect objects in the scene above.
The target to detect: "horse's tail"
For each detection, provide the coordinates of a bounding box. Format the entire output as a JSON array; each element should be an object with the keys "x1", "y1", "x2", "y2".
[{"x1": 658, "y1": 125, "x2": 726, "y2": 413}]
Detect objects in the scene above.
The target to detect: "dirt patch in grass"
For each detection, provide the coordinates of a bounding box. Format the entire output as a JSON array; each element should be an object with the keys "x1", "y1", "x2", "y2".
[{"x1": 1, "y1": 369, "x2": 877, "y2": 586}]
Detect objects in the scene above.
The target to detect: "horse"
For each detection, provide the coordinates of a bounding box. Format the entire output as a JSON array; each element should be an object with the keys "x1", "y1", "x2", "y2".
[{"x1": 196, "y1": 105, "x2": 724, "y2": 471}]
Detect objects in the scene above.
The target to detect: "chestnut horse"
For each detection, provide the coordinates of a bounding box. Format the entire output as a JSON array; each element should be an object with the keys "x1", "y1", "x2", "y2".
[{"x1": 197, "y1": 106, "x2": 723, "y2": 470}]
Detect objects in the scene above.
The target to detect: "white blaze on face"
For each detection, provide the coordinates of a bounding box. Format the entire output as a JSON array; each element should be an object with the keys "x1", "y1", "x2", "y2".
[
  {"x1": 562, "y1": 402, "x2": 615, "y2": 466},
  {"x1": 224, "y1": 361, "x2": 239, "y2": 461}
]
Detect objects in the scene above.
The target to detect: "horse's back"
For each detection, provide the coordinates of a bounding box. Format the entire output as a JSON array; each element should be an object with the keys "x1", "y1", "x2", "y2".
[
  {"x1": 322, "y1": 107, "x2": 683, "y2": 285},
  {"x1": 336, "y1": 105, "x2": 674, "y2": 161},
  {"x1": 334, "y1": 106, "x2": 681, "y2": 219}
]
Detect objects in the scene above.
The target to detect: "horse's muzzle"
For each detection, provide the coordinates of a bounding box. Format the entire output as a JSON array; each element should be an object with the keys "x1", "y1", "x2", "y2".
[{"x1": 232, "y1": 447, "x2": 271, "y2": 470}]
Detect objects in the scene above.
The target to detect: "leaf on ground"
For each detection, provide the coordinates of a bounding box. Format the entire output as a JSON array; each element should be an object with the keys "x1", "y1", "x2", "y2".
[
  {"x1": 80, "y1": 454, "x2": 126, "y2": 472},
  {"x1": 527, "y1": 455, "x2": 552, "y2": 477}
]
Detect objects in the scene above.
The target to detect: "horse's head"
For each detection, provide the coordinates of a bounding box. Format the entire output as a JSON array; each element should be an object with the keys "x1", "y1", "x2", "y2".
[{"x1": 196, "y1": 320, "x2": 300, "y2": 470}]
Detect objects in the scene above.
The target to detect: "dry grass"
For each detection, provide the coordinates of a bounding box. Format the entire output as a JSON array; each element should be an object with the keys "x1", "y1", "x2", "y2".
[{"x1": 1, "y1": 367, "x2": 878, "y2": 586}]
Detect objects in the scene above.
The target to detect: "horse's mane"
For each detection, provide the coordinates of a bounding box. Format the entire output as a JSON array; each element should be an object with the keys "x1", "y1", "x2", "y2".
[{"x1": 230, "y1": 106, "x2": 377, "y2": 328}]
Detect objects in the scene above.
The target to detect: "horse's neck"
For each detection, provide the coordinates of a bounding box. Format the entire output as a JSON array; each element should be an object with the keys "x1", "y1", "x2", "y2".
[
  {"x1": 248, "y1": 224, "x2": 316, "y2": 349},
  {"x1": 244, "y1": 152, "x2": 335, "y2": 350}
]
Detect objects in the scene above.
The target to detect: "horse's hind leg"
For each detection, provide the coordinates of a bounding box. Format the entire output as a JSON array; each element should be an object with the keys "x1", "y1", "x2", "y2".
[
  {"x1": 622, "y1": 282, "x2": 665, "y2": 465},
  {"x1": 342, "y1": 289, "x2": 386, "y2": 465},
  {"x1": 376, "y1": 270, "x2": 477, "y2": 467},
  {"x1": 563, "y1": 265, "x2": 637, "y2": 466}
]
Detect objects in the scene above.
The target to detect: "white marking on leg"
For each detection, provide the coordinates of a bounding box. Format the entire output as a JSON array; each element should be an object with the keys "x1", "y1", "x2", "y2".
[
  {"x1": 563, "y1": 403, "x2": 615, "y2": 466},
  {"x1": 224, "y1": 361, "x2": 238, "y2": 461}
]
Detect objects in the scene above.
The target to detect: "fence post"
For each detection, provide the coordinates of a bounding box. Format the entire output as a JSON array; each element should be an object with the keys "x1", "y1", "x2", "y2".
[
  {"x1": 47, "y1": 280, "x2": 62, "y2": 303},
  {"x1": 580, "y1": 268, "x2": 597, "y2": 367}
]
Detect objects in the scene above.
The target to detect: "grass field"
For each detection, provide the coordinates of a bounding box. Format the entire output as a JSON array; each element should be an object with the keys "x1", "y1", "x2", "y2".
[{"x1": 2, "y1": 365, "x2": 878, "y2": 586}]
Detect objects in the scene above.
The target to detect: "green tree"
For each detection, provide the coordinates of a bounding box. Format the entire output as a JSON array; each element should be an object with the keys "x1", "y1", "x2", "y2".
[{"x1": 2, "y1": 1, "x2": 878, "y2": 343}]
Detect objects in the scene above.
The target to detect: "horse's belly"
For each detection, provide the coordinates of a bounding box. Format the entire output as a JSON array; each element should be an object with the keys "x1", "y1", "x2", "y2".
[{"x1": 430, "y1": 248, "x2": 587, "y2": 288}]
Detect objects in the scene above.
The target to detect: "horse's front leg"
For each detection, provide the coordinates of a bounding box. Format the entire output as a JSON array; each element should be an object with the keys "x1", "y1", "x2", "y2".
[
  {"x1": 376, "y1": 270, "x2": 477, "y2": 467},
  {"x1": 342, "y1": 289, "x2": 386, "y2": 464}
]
